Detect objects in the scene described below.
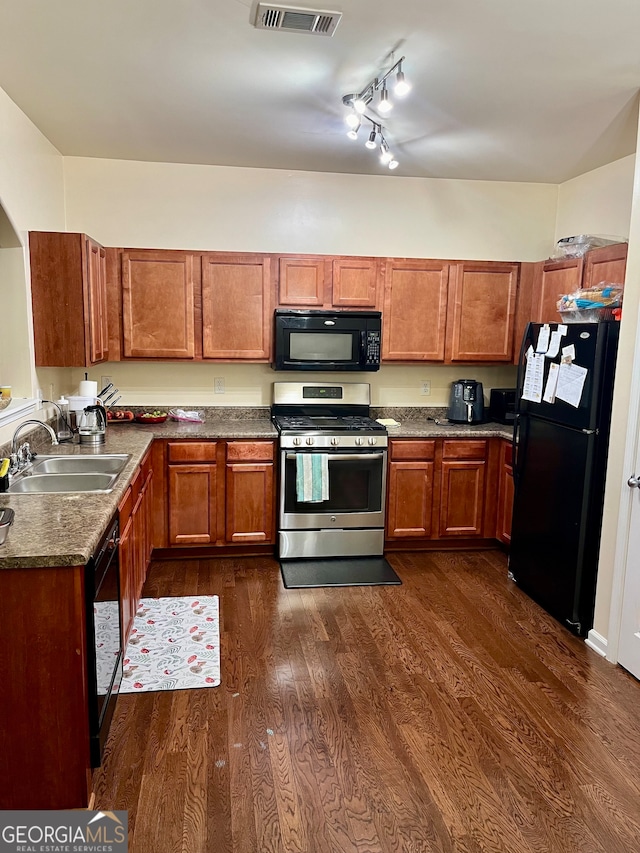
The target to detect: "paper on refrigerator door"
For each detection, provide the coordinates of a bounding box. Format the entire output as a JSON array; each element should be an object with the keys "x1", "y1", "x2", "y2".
[
  {"x1": 561, "y1": 343, "x2": 576, "y2": 364},
  {"x1": 543, "y1": 362, "x2": 560, "y2": 403},
  {"x1": 546, "y1": 330, "x2": 562, "y2": 359},
  {"x1": 555, "y1": 362, "x2": 588, "y2": 408},
  {"x1": 557, "y1": 324, "x2": 568, "y2": 336},
  {"x1": 521, "y1": 352, "x2": 545, "y2": 403},
  {"x1": 536, "y1": 324, "x2": 551, "y2": 354}
]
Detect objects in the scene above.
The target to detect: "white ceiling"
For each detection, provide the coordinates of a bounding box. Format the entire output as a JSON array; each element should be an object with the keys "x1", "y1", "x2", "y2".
[{"x1": 0, "y1": 0, "x2": 639, "y2": 183}]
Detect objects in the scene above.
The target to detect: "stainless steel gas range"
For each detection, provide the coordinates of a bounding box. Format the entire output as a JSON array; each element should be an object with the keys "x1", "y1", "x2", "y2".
[{"x1": 271, "y1": 382, "x2": 388, "y2": 560}]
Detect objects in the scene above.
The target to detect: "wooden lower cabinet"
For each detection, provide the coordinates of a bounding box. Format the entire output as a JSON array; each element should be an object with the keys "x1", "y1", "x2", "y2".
[
  {"x1": 161, "y1": 439, "x2": 276, "y2": 549},
  {"x1": 386, "y1": 441, "x2": 436, "y2": 538},
  {"x1": 168, "y1": 441, "x2": 219, "y2": 545},
  {"x1": 119, "y1": 449, "x2": 154, "y2": 646},
  {"x1": 386, "y1": 437, "x2": 501, "y2": 544},
  {"x1": 439, "y1": 441, "x2": 487, "y2": 537},
  {"x1": 226, "y1": 441, "x2": 275, "y2": 543},
  {"x1": 496, "y1": 439, "x2": 514, "y2": 545}
]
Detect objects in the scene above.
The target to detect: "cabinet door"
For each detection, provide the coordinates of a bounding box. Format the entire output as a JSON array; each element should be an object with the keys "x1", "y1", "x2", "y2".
[
  {"x1": 583, "y1": 243, "x2": 627, "y2": 289},
  {"x1": 447, "y1": 262, "x2": 518, "y2": 362},
  {"x1": 496, "y1": 440, "x2": 514, "y2": 545},
  {"x1": 86, "y1": 238, "x2": 108, "y2": 363},
  {"x1": 382, "y1": 259, "x2": 449, "y2": 360},
  {"x1": 532, "y1": 258, "x2": 582, "y2": 323},
  {"x1": 168, "y1": 464, "x2": 218, "y2": 545},
  {"x1": 30, "y1": 231, "x2": 107, "y2": 367},
  {"x1": 332, "y1": 258, "x2": 379, "y2": 308},
  {"x1": 278, "y1": 256, "x2": 328, "y2": 306},
  {"x1": 122, "y1": 250, "x2": 195, "y2": 358},
  {"x1": 438, "y1": 441, "x2": 487, "y2": 537},
  {"x1": 202, "y1": 253, "x2": 272, "y2": 359},
  {"x1": 225, "y1": 462, "x2": 274, "y2": 543},
  {"x1": 132, "y1": 490, "x2": 146, "y2": 601},
  {"x1": 119, "y1": 516, "x2": 135, "y2": 648},
  {"x1": 387, "y1": 461, "x2": 435, "y2": 538}
]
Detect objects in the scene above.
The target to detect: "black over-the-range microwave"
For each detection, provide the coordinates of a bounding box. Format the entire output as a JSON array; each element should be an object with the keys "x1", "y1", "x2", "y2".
[{"x1": 273, "y1": 309, "x2": 382, "y2": 371}]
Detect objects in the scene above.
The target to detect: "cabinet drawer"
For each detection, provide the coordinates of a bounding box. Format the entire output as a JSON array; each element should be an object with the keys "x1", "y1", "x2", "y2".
[
  {"x1": 442, "y1": 440, "x2": 487, "y2": 460},
  {"x1": 226, "y1": 441, "x2": 275, "y2": 462},
  {"x1": 390, "y1": 440, "x2": 436, "y2": 461},
  {"x1": 168, "y1": 442, "x2": 218, "y2": 463}
]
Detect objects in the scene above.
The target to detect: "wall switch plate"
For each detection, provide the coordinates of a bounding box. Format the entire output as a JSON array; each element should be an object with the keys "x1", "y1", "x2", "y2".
[
  {"x1": 214, "y1": 377, "x2": 225, "y2": 394},
  {"x1": 421, "y1": 380, "x2": 431, "y2": 396}
]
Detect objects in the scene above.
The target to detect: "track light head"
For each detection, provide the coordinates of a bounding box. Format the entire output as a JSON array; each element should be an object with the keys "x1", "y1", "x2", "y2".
[
  {"x1": 365, "y1": 129, "x2": 377, "y2": 149},
  {"x1": 347, "y1": 125, "x2": 359, "y2": 140},
  {"x1": 394, "y1": 67, "x2": 411, "y2": 97},
  {"x1": 388, "y1": 158, "x2": 399, "y2": 170},
  {"x1": 345, "y1": 111, "x2": 360, "y2": 129},
  {"x1": 380, "y1": 142, "x2": 392, "y2": 165},
  {"x1": 378, "y1": 84, "x2": 393, "y2": 113}
]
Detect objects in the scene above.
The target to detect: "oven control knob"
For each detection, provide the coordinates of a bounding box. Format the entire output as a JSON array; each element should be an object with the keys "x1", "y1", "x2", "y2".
[
  {"x1": 306, "y1": 437, "x2": 314, "y2": 445},
  {"x1": 331, "y1": 437, "x2": 339, "y2": 446},
  {"x1": 355, "y1": 437, "x2": 364, "y2": 446},
  {"x1": 293, "y1": 437, "x2": 301, "y2": 446},
  {"x1": 368, "y1": 437, "x2": 377, "y2": 445}
]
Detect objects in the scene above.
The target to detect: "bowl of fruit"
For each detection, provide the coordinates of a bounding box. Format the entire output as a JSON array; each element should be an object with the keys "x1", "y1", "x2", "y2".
[{"x1": 135, "y1": 410, "x2": 168, "y2": 424}]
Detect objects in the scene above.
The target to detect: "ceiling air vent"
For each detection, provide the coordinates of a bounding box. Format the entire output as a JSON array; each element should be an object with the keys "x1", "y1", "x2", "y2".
[{"x1": 254, "y1": 4, "x2": 342, "y2": 36}]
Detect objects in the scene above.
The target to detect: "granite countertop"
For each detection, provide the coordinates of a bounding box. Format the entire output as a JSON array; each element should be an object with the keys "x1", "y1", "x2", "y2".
[{"x1": 0, "y1": 408, "x2": 513, "y2": 569}]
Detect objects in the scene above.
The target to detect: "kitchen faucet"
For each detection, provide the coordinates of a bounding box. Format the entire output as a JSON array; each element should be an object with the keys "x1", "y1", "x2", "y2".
[{"x1": 10, "y1": 420, "x2": 59, "y2": 472}]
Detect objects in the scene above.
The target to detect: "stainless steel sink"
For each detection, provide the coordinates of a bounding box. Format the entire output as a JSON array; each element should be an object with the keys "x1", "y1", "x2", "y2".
[
  {"x1": 7, "y1": 454, "x2": 130, "y2": 493},
  {"x1": 31, "y1": 454, "x2": 129, "y2": 475},
  {"x1": 8, "y1": 472, "x2": 119, "y2": 493}
]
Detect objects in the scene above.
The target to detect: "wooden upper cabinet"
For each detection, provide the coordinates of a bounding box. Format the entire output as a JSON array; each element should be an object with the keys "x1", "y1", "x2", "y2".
[
  {"x1": 382, "y1": 259, "x2": 449, "y2": 361},
  {"x1": 531, "y1": 257, "x2": 582, "y2": 324},
  {"x1": 86, "y1": 239, "x2": 108, "y2": 363},
  {"x1": 278, "y1": 256, "x2": 328, "y2": 306},
  {"x1": 447, "y1": 261, "x2": 518, "y2": 362},
  {"x1": 122, "y1": 250, "x2": 196, "y2": 358},
  {"x1": 29, "y1": 231, "x2": 109, "y2": 367},
  {"x1": 331, "y1": 258, "x2": 379, "y2": 308},
  {"x1": 202, "y1": 253, "x2": 272, "y2": 360},
  {"x1": 277, "y1": 254, "x2": 380, "y2": 309},
  {"x1": 583, "y1": 242, "x2": 627, "y2": 289}
]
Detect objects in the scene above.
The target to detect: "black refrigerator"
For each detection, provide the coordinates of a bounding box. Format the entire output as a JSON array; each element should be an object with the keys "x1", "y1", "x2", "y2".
[{"x1": 509, "y1": 320, "x2": 620, "y2": 636}]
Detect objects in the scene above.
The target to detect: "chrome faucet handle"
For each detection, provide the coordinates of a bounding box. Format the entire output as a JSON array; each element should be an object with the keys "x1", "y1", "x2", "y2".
[
  {"x1": 8, "y1": 452, "x2": 19, "y2": 475},
  {"x1": 18, "y1": 442, "x2": 32, "y2": 466}
]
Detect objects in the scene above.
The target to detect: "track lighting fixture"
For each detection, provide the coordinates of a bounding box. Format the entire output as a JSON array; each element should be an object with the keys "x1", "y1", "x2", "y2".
[
  {"x1": 394, "y1": 62, "x2": 411, "y2": 97},
  {"x1": 378, "y1": 82, "x2": 392, "y2": 113},
  {"x1": 341, "y1": 55, "x2": 409, "y2": 171}
]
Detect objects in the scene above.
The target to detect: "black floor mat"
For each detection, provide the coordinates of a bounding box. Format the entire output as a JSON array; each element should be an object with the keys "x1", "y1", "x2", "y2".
[{"x1": 280, "y1": 557, "x2": 402, "y2": 588}]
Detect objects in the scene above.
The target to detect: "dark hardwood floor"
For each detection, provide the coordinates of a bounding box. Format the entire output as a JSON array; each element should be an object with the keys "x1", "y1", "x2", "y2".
[{"x1": 93, "y1": 551, "x2": 640, "y2": 852}]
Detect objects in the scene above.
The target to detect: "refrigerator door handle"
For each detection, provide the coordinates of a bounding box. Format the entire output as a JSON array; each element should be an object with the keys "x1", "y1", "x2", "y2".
[{"x1": 512, "y1": 413, "x2": 520, "y2": 487}]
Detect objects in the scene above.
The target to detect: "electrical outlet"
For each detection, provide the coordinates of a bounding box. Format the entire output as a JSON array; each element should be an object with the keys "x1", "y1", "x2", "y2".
[
  {"x1": 421, "y1": 380, "x2": 431, "y2": 396},
  {"x1": 214, "y1": 377, "x2": 225, "y2": 394},
  {"x1": 100, "y1": 375, "x2": 113, "y2": 392}
]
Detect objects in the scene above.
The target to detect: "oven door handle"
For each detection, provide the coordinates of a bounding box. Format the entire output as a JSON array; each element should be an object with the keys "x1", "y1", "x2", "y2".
[{"x1": 285, "y1": 452, "x2": 385, "y2": 462}]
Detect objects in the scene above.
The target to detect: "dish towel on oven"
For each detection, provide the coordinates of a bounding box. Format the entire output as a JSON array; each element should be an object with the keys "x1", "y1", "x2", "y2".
[{"x1": 296, "y1": 453, "x2": 329, "y2": 502}]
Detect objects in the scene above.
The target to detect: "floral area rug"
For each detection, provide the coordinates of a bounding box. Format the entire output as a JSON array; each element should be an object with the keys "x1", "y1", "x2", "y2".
[{"x1": 120, "y1": 595, "x2": 220, "y2": 693}]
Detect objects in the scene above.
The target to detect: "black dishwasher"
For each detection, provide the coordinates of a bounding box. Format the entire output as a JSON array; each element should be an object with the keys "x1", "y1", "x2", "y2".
[{"x1": 86, "y1": 514, "x2": 122, "y2": 766}]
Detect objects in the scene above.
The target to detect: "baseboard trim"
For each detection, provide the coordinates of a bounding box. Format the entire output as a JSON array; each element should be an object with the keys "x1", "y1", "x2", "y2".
[{"x1": 585, "y1": 630, "x2": 608, "y2": 657}]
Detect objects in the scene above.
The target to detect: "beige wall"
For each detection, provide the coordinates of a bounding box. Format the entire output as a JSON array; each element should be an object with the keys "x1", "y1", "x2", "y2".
[
  {"x1": 0, "y1": 86, "x2": 66, "y2": 445},
  {"x1": 63, "y1": 157, "x2": 559, "y2": 261},
  {"x1": 59, "y1": 155, "x2": 558, "y2": 405},
  {"x1": 555, "y1": 155, "x2": 635, "y2": 243}
]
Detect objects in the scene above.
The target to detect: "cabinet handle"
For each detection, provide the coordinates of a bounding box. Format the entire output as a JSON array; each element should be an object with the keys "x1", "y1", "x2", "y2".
[{"x1": 627, "y1": 474, "x2": 640, "y2": 488}]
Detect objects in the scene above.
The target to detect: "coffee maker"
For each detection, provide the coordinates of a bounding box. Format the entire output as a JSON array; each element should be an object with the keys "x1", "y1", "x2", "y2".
[{"x1": 447, "y1": 379, "x2": 485, "y2": 424}]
